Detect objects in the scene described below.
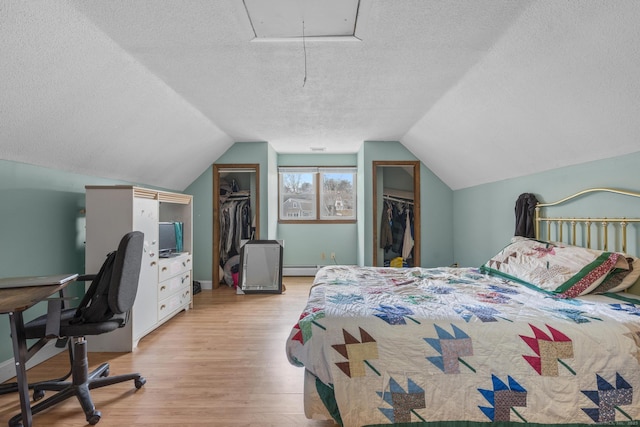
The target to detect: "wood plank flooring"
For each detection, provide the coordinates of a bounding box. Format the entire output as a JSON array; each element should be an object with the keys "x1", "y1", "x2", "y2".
[{"x1": 0, "y1": 277, "x2": 338, "y2": 426}]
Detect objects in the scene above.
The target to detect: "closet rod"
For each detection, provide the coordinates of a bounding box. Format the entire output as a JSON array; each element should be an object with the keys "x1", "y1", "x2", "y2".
[{"x1": 383, "y1": 194, "x2": 414, "y2": 205}]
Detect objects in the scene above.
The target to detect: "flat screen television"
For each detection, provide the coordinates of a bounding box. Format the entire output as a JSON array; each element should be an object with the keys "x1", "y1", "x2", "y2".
[{"x1": 159, "y1": 222, "x2": 183, "y2": 257}]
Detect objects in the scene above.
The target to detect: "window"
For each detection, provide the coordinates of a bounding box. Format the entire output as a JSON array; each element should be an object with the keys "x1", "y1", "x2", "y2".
[
  {"x1": 319, "y1": 168, "x2": 356, "y2": 220},
  {"x1": 279, "y1": 167, "x2": 317, "y2": 220},
  {"x1": 279, "y1": 167, "x2": 356, "y2": 222}
]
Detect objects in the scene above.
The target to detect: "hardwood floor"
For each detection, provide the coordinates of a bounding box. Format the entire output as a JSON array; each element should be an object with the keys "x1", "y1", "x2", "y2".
[{"x1": 0, "y1": 277, "x2": 338, "y2": 426}]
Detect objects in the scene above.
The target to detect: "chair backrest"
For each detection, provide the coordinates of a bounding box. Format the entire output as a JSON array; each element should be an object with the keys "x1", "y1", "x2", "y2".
[
  {"x1": 74, "y1": 231, "x2": 144, "y2": 324},
  {"x1": 108, "y1": 231, "x2": 144, "y2": 314}
]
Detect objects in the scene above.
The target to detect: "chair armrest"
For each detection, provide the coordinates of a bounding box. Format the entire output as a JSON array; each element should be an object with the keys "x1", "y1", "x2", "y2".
[
  {"x1": 44, "y1": 298, "x2": 63, "y2": 339},
  {"x1": 43, "y1": 296, "x2": 77, "y2": 338},
  {"x1": 76, "y1": 274, "x2": 97, "y2": 282}
]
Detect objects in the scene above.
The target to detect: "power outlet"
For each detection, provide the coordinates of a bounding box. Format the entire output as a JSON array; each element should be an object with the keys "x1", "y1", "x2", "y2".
[{"x1": 330, "y1": 252, "x2": 336, "y2": 260}]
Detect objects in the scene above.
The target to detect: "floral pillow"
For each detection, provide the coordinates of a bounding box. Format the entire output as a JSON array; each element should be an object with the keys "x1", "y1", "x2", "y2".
[
  {"x1": 590, "y1": 256, "x2": 640, "y2": 294},
  {"x1": 481, "y1": 238, "x2": 623, "y2": 297}
]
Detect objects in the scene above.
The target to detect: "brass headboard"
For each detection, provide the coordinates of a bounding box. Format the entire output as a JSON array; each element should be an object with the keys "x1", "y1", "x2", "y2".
[{"x1": 535, "y1": 188, "x2": 640, "y2": 255}]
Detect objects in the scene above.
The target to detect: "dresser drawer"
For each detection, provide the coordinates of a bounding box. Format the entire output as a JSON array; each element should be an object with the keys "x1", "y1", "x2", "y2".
[
  {"x1": 158, "y1": 287, "x2": 191, "y2": 321},
  {"x1": 158, "y1": 271, "x2": 191, "y2": 300},
  {"x1": 158, "y1": 253, "x2": 192, "y2": 282}
]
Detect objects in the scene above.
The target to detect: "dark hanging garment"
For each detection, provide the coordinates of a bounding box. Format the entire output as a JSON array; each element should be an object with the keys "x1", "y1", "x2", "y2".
[
  {"x1": 514, "y1": 193, "x2": 539, "y2": 238},
  {"x1": 380, "y1": 201, "x2": 393, "y2": 250}
]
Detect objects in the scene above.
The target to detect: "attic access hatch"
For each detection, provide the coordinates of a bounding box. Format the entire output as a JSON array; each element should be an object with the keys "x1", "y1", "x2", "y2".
[{"x1": 243, "y1": 0, "x2": 360, "y2": 40}]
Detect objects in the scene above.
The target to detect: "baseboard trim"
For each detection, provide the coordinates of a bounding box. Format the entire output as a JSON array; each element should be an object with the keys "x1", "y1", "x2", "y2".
[
  {"x1": 0, "y1": 342, "x2": 65, "y2": 383},
  {"x1": 283, "y1": 266, "x2": 320, "y2": 276},
  {"x1": 198, "y1": 280, "x2": 213, "y2": 290}
]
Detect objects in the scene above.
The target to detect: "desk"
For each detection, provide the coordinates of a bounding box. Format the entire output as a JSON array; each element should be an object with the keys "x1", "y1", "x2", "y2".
[{"x1": 0, "y1": 275, "x2": 78, "y2": 427}]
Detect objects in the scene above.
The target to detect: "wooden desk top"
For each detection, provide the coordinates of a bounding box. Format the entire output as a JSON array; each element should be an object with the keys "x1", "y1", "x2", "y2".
[
  {"x1": 0, "y1": 283, "x2": 68, "y2": 313},
  {"x1": 0, "y1": 282, "x2": 75, "y2": 314}
]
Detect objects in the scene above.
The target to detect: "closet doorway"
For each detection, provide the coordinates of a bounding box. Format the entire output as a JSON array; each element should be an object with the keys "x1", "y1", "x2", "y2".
[
  {"x1": 372, "y1": 161, "x2": 420, "y2": 267},
  {"x1": 213, "y1": 164, "x2": 260, "y2": 288}
]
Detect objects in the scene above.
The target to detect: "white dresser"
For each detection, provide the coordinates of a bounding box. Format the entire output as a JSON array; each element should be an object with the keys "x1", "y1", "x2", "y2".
[
  {"x1": 158, "y1": 253, "x2": 192, "y2": 321},
  {"x1": 84, "y1": 185, "x2": 193, "y2": 352}
]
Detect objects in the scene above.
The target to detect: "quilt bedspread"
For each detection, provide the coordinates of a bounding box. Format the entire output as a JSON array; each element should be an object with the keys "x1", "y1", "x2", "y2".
[{"x1": 285, "y1": 265, "x2": 640, "y2": 426}]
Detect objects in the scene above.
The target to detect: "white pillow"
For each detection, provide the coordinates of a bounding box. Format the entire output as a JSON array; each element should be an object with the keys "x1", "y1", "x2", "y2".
[{"x1": 482, "y1": 238, "x2": 622, "y2": 297}]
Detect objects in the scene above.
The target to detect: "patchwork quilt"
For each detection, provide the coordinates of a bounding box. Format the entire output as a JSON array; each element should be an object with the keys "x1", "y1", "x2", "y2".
[{"x1": 286, "y1": 265, "x2": 640, "y2": 427}]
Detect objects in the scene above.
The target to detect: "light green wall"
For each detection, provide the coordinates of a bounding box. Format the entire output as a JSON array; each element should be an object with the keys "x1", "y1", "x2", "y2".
[
  {"x1": 185, "y1": 142, "x2": 272, "y2": 281},
  {"x1": 360, "y1": 141, "x2": 454, "y2": 267},
  {"x1": 184, "y1": 166, "x2": 213, "y2": 282},
  {"x1": 188, "y1": 144, "x2": 456, "y2": 272},
  {"x1": 420, "y1": 161, "x2": 455, "y2": 267},
  {"x1": 188, "y1": 142, "x2": 454, "y2": 276},
  {"x1": 278, "y1": 153, "x2": 359, "y2": 267},
  {"x1": 453, "y1": 151, "x2": 640, "y2": 267},
  {"x1": 0, "y1": 160, "x2": 129, "y2": 364},
  {"x1": 356, "y1": 148, "x2": 366, "y2": 265},
  {"x1": 267, "y1": 144, "x2": 278, "y2": 240}
]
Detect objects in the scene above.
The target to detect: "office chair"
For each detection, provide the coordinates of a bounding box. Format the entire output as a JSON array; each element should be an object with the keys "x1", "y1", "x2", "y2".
[{"x1": 9, "y1": 231, "x2": 146, "y2": 426}]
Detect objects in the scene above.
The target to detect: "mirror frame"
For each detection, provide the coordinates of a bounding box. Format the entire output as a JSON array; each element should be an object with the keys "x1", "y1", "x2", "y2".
[{"x1": 238, "y1": 240, "x2": 283, "y2": 294}]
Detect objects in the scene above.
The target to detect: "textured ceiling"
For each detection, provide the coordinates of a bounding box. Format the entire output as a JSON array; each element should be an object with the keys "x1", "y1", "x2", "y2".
[{"x1": 1, "y1": 1, "x2": 639, "y2": 191}]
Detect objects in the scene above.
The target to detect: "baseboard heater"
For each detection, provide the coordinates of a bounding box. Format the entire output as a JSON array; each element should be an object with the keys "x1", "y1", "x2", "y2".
[{"x1": 283, "y1": 265, "x2": 320, "y2": 276}]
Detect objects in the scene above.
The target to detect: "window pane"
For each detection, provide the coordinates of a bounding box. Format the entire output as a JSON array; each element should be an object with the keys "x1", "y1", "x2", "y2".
[
  {"x1": 320, "y1": 170, "x2": 356, "y2": 220},
  {"x1": 279, "y1": 172, "x2": 317, "y2": 220}
]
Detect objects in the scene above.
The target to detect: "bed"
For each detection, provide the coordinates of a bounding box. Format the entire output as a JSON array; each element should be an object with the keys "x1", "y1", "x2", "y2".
[{"x1": 285, "y1": 188, "x2": 640, "y2": 427}]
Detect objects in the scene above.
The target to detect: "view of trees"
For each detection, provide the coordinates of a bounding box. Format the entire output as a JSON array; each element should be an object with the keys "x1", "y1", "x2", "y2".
[
  {"x1": 280, "y1": 168, "x2": 356, "y2": 220},
  {"x1": 282, "y1": 173, "x2": 314, "y2": 195},
  {"x1": 321, "y1": 174, "x2": 354, "y2": 217}
]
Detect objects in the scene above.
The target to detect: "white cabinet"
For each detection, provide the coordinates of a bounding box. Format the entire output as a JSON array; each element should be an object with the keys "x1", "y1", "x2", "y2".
[
  {"x1": 85, "y1": 186, "x2": 193, "y2": 352},
  {"x1": 158, "y1": 253, "x2": 192, "y2": 321}
]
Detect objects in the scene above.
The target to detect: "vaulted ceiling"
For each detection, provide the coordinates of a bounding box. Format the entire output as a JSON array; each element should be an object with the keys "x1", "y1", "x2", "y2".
[{"x1": 2, "y1": 1, "x2": 639, "y2": 191}]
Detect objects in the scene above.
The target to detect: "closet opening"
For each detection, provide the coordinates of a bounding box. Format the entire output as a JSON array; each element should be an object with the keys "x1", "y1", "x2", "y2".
[
  {"x1": 213, "y1": 164, "x2": 260, "y2": 288},
  {"x1": 372, "y1": 161, "x2": 420, "y2": 267}
]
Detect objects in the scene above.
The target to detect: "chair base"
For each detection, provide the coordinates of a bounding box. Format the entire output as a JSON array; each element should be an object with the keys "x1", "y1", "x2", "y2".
[{"x1": 8, "y1": 338, "x2": 145, "y2": 427}]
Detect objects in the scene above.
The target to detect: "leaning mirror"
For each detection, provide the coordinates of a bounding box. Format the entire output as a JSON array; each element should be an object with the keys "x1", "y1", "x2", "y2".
[{"x1": 238, "y1": 240, "x2": 283, "y2": 294}]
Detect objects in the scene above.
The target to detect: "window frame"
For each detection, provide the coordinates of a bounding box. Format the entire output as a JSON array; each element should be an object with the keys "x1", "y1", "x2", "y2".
[{"x1": 278, "y1": 166, "x2": 357, "y2": 224}]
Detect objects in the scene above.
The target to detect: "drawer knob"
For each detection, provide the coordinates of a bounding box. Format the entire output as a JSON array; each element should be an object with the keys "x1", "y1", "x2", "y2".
[
  {"x1": 160, "y1": 286, "x2": 166, "y2": 291},
  {"x1": 162, "y1": 267, "x2": 168, "y2": 272}
]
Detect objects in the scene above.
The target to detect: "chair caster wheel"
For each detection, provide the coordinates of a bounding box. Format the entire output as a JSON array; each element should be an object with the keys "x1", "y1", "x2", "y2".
[
  {"x1": 101, "y1": 367, "x2": 110, "y2": 377},
  {"x1": 135, "y1": 377, "x2": 146, "y2": 389},
  {"x1": 87, "y1": 410, "x2": 101, "y2": 425},
  {"x1": 33, "y1": 389, "x2": 45, "y2": 401}
]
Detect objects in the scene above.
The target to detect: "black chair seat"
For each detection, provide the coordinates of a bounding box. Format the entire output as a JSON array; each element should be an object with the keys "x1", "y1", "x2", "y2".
[{"x1": 23, "y1": 309, "x2": 125, "y2": 340}]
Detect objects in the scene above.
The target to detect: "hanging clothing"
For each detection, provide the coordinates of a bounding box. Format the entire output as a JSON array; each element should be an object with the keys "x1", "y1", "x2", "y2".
[
  {"x1": 380, "y1": 201, "x2": 393, "y2": 250},
  {"x1": 402, "y1": 210, "x2": 414, "y2": 260},
  {"x1": 219, "y1": 178, "x2": 233, "y2": 203},
  {"x1": 514, "y1": 193, "x2": 538, "y2": 238},
  {"x1": 390, "y1": 203, "x2": 406, "y2": 255},
  {"x1": 381, "y1": 198, "x2": 414, "y2": 262},
  {"x1": 219, "y1": 196, "x2": 251, "y2": 267}
]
